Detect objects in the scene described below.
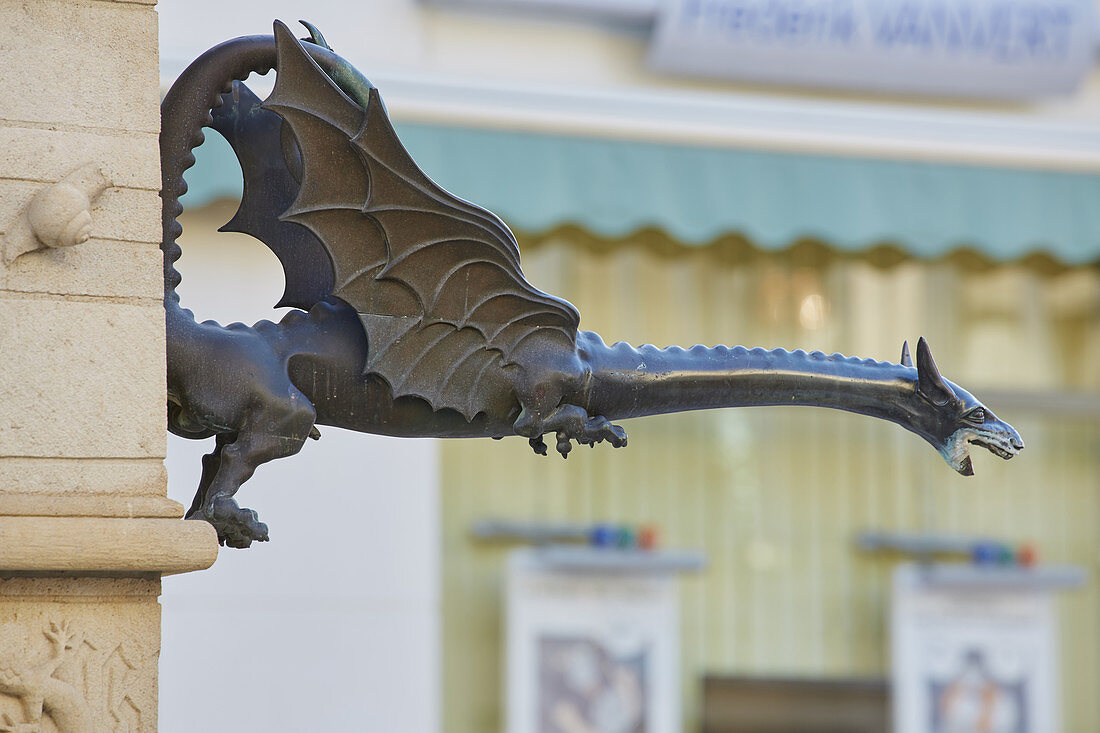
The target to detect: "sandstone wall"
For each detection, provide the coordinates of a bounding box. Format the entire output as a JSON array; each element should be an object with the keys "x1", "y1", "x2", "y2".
[{"x1": 0, "y1": 2, "x2": 218, "y2": 730}]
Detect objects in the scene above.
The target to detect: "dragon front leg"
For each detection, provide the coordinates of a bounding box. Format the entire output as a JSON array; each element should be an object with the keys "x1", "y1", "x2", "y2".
[
  {"x1": 510, "y1": 357, "x2": 627, "y2": 458},
  {"x1": 515, "y1": 404, "x2": 628, "y2": 458},
  {"x1": 508, "y1": 347, "x2": 629, "y2": 457}
]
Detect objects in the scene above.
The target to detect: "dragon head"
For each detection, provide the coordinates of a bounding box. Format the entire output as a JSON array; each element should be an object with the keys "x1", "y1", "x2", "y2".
[{"x1": 902, "y1": 338, "x2": 1024, "y2": 476}]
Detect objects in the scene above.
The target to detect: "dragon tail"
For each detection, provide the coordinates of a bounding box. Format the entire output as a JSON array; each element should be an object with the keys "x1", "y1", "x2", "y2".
[{"x1": 160, "y1": 35, "x2": 280, "y2": 314}]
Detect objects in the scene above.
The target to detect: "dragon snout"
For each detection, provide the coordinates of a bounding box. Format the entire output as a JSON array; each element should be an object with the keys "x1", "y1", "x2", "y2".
[
  {"x1": 992, "y1": 420, "x2": 1025, "y2": 456},
  {"x1": 939, "y1": 419, "x2": 1024, "y2": 476}
]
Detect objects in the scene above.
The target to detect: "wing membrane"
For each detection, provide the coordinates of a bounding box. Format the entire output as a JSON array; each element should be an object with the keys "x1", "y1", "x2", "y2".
[
  {"x1": 265, "y1": 21, "x2": 579, "y2": 419},
  {"x1": 209, "y1": 80, "x2": 333, "y2": 309}
]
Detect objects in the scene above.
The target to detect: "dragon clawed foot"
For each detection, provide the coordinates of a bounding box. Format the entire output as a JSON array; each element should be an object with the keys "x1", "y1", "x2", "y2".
[
  {"x1": 582, "y1": 416, "x2": 628, "y2": 449},
  {"x1": 189, "y1": 497, "x2": 269, "y2": 549},
  {"x1": 522, "y1": 409, "x2": 628, "y2": 458},
  {"x1": 556, "y1": 432, "x2": 573, "y2": 458}
]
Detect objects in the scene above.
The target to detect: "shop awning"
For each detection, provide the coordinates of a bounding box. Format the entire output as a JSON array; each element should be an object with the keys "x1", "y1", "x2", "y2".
[{"x1": 181, "y1": 121, "x2": 1100, "y2": 265}]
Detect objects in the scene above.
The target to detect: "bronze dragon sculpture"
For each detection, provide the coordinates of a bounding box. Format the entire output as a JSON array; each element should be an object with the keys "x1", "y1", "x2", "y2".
[{"x1": 162, "y1": 22, "x2": 1024, "y2": 548}]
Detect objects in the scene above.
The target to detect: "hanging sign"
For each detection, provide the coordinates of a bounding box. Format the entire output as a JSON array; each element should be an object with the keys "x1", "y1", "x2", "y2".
[
  {"x1": 890, "y1": 564, "x2": 1072, "y2": 733},
  {"x1": 505, "y1": 549, "x2": 683, "y2": 733},
  {"x1": 649, "y1": 0, "x2": 1096, "y2": 99}
]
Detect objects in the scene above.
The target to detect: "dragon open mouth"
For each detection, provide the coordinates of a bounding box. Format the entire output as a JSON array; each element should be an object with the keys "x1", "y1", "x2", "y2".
[{"x1": 939, "y1": 427, "x2": 1023, "y2": 476}]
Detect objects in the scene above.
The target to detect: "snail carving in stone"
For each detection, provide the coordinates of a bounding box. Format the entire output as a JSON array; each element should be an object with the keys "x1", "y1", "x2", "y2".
[{"x1": 1, "y1": 161, "x2": 111, "y2": 268}]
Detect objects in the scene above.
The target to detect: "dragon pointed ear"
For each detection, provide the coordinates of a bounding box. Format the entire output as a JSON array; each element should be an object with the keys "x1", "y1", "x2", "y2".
[
  {"x1": 915, "y1": 337, "x2": 955, "y2": 405},
  {"x1": 900, "y1": 340, "x2": 913, "y2": 368}
]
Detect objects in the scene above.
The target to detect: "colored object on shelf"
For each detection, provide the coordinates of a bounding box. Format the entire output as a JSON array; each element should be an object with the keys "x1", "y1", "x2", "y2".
[
  {"x1": 1017, "y1": 543, "x2": 1038, "y2": 567},
  {"x1": 638, "y1": 525, "x2": 659, "y2": 550},
  {"x1": 971, "y1": 542, "x2": 999, "y2": 565},
  {"x1": 616, "y1": 526, "x2": 636, "y2": 548},
  {"x1": 995, "y1": 544, "x2": 1015, "y2": 565},
  {"x1": 590, "y1": 524, "x2": 617, "y2": 548}
]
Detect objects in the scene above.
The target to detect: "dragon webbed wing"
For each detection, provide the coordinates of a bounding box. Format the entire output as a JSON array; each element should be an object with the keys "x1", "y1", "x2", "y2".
[
  {"x1": 210, "y1": 80, "x2": 334, "y2": 310},
  {"x1": 264, "y1": 22, "x2": 580, "y2": 419}
]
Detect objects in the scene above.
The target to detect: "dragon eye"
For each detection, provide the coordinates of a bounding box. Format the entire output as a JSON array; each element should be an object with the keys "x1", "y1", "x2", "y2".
[{"x1": 966, "y1": 408, "x2": 986, "y2": 424}]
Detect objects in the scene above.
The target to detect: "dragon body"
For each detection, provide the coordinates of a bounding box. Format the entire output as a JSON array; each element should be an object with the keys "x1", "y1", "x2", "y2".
[{"x1": 163, "y1": 23, "x2": 1023, "y2": 548}]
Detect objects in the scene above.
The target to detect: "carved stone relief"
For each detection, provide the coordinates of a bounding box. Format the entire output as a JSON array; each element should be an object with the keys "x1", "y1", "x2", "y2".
[
  {"x1": 0, "y1": 619, "x2": 155, "y2": 733},
  {"x1": 0, "y1": 162, "x2": 112, "y2": 270}
]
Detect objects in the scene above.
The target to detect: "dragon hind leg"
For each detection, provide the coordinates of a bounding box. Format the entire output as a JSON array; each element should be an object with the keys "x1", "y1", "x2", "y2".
[
  {"x1": 187, "y1": 436, "x2": 228, "y2": 520},
  {"x1": 185, "y1": 388, "x2": 317, "y2": 548}
]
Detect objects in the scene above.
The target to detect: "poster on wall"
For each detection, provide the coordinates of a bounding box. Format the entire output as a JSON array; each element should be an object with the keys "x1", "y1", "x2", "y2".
[
  {"x1": 891, "y1": 564, "x2": 1061, "y2": 733},
  {"x1": 505, "y1": 549, "x2": 681, "y2": 733}
]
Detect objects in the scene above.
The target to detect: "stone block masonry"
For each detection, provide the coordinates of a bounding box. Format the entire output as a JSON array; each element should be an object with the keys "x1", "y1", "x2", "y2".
[{"x1": 0, "y1": 1, "x2": 218, "y2": 731}]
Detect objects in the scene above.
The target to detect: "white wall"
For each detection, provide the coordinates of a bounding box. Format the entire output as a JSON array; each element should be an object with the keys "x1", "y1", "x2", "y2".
[
  {"x1": 157, "y1": 0, "x2": 1100, "y2": 171},
  {"x1": 158, "y1": 211, "x2": 441, "y2": 733}
]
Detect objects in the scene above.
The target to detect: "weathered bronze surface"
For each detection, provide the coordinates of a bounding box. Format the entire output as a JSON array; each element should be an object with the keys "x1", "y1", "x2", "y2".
[{"x1": 162, "y1": 22, "x2": 1023, "y2": 548}]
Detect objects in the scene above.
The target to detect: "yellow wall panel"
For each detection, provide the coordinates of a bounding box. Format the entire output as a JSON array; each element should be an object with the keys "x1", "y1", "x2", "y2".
[{"x1": 442, "y1": 234, "x2": 1100, "y2": 732}]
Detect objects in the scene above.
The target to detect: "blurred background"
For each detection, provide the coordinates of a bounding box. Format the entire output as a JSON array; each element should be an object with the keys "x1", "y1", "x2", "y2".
[{"x1": 157, "y1": 1, "x2": 1100, "y2": 731}]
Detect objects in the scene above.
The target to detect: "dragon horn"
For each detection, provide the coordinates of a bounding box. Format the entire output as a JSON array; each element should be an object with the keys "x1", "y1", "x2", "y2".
[
  {"x1": 900, "y1": 340, "x2": 913, "y2": 368},
  {"x1": 299, "y1": 20, "x2": 332, "y2": 51},
  {"x1": 915, "y1": 337, "x2": 954, "y2": 405}
]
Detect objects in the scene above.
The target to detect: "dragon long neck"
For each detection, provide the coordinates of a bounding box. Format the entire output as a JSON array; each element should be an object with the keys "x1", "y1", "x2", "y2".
[{"x1": 578, "y1": 334, "x2": 921, "y2": 429}]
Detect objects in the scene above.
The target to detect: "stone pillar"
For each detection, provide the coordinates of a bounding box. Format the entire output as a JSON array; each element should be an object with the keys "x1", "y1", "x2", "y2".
[{"x1": 0, "y1": 1, "x2": 218, "y2": 730}]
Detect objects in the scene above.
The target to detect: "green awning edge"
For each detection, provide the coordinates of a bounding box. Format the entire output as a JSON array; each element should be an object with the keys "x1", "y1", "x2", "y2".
[{"x1": 180, "y1": 121, "x2": 1100, "y2": 265}]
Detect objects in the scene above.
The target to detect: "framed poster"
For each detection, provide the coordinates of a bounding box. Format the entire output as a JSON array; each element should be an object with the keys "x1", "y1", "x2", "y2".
[
  {"x1": 505, "y1": 549, "x2": 682, "y2": 733},
  {"x1": 892, "y1": 564, "x2": 1061, "y2": 733}
]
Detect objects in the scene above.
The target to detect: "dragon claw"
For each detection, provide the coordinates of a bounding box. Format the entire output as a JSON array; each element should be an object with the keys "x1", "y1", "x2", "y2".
[
  {"x1": 584, "y1": 416, "x2": 628, "y2": 448},
  {"x1": 195, "y1": 497, "x2": 269, "y2": 549},
  {"x1": 516, "y1": 406, "x2": 628, "y2": 458}
]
